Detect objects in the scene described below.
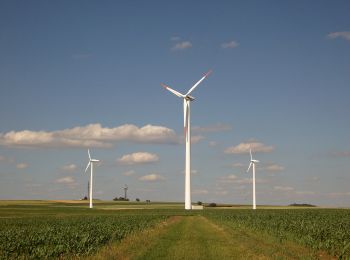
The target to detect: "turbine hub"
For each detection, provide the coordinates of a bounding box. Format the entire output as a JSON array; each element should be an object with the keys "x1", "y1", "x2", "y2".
[{"x1": 185, "y1": 95, "x2": 195, "y2": 101}]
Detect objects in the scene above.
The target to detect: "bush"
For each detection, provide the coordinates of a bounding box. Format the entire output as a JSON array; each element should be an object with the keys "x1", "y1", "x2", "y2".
[{"x1": 208, "y1": 203, "x2": 217, "y2": 207}]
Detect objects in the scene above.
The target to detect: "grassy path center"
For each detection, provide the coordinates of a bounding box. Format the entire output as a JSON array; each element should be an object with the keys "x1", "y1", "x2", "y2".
[{"x1": 94, "y1": 215, "x2": 330, "y2": 259}]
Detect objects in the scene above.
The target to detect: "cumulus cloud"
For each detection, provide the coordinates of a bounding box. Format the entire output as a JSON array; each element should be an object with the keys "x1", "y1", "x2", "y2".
[
  {"x1": 327, "y1": 31, "x2": 350, "y2": 41},
  {"x1": 0, "y1": 155, "x2": 15, "y2": 163},
  {"x1": 0, "y1": 123, "x2": 178, "y2": 149},
  {"x1": 118, "y1": 152, "x2": 159, "y2": 165},
  {"x1": 225, "y1": 140, "x2": 274, "y2": 154},
  {"x1": 219, "y1": 174, "x2": 267, "y2": 185},
  {"x1": 61, "y1": 164, "x2": 77, "y2": 172},
  {"x1": 208, "y1": 141, "x2": 218, "y2": 147},
  {"x1": 172, "y1": 41, "x2": 192, "y2": 51},
  {"x1": 265, "y1": 163, "x2": 285, "y2": 172},
  {"x1": 193, "y1": 189, "x2": 209, "y2": 195},
  {"x1": 192, "y1": 123, "x2": 232, "y2": 133},
  {"x1": 221, "y1": 40, "x2": 239, "y2": 49},
  {"x1": 178, "y1": 135, "x2": 204, "y2": 145},
  {"x1": 54, "y1": 176, "x2": 79, "y2": 189},
  {"x1": 16, "y1": 163, "x2": 29, "y2": 169},
  {"x1": 139, "y1": 174, "x2": 165, "y2": 182},
  {"x1": 123, "y1": 170, "x2": 135, "y2": 176},
  {"x1": 331, "y1": 151, "x2": 350, "y2": 157},
  {"x1": 295, "y1": 191, "x2": 315, "y2": 195},
  {"x1": 170, "y1": 36, "x2": 181, "y2": 41},
  {"x1": 55, "y1": 176, "x2": 75, "y2": 184},
  {"x1": 328, "y1": 192, "x2": 350, "y2": 197},
  {"x1": 274, "y1": 186, "x2": 294, "y2": 191}
]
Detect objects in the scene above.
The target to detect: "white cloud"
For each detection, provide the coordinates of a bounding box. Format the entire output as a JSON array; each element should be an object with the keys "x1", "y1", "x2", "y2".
[
  {"x1": 215, "y1": 190, "x2": 228, "y2": 196},
  {"x1": 0, "y1": 155, "x2": 15, "y2": 163},
  {"x1": 55, "y1": 176, "x2": 79, "y2": 189},
  {"x1": 328, "y1": 192, "x2": 350, "y2": 197},
  {"x1": 219, "y1": 174, "x2": 267, "y2": 185},
  {"x1": 55, "y1": 176, "x2": 75, "y2": 184},
  {"x1": 179, "y1": 135, "x2": 205, "y2": 144},
  {"x1": 16, "y1": 163, "x2": 28, "y2": 169},
  {"x1": 0, "y1": 123, "x2": 178, "y2": 149},
  {"x1": 327, "y1": 31, "x2": 350, "y2": 41},
  {"x1": 122, "y1": 170, "x2": 136, "y2": 176},
  {"x1": 232, "y1": 162, "x2": 244, "y2": 168},
  {"x1": 332, "y1": 151, "x2": 350, "y2": 157},
  {"x1": 118, "y1": 152, "x2": 159, "y2": 165},
  {"x1": 265, "y1": 163, "x2": 285, "y2": 172},
  {"x1": 193, "y1": 189, "x2": 209, "y2": 195},
  {"x1": 192, "y1": 123, "x2": 232, "y2": 133},
  {"x1": 274, "y1": 186, "x2": 294, "y2": 191},
  {"x1": 225, "y1": 141, "x2": 274, "y2": 154},
  {"x1": 208, "y1": 141, "x2": 218, "y2": 147},
  {"x1": 221, "y1": 40, "x2": 239, "y2": 49},
  {"x1": 61, "y1": 164, "x2": 77, "y2": 172},
  {"x1": 295, "y1": 191, "x2": 315, "y2": 195},
  {"x1": 139, "y1": 174, "x2": 165, "y2": 182},
  {"x1": 170, "y1": 36, "x2": 181, "y2": 41},
  {"x1": 172, "y1": 41, "x2": 192, "y2": 51}
]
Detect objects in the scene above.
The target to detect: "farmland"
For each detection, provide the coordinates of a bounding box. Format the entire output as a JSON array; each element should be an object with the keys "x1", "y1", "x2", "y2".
[{"x1": 0, "y1": 201, "x2": 349, "y2": 259}]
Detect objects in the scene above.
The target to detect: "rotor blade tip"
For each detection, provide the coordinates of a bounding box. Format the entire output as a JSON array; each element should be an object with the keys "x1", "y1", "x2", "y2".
[{"x1": 205, "y1": 70, "x2": 212, "y2": 77}]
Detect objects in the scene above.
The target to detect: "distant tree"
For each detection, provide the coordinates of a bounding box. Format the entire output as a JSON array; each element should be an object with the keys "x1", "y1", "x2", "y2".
[
  {"x1": 146, "y1": 200, "x2": 151, "y2": 203},
  {"x1": 113, "y1": 197, "x2": 129, "y2": 201},
  {"x1": 208, "y1": 203, "x2": 217, "y2": 207},
  {"x1": 197, "y1": 201, "x2": 202, "y2": 205},
  {"x1": 289, "y1": 203, "x2": 316, "y2": 207},
  {"x1": 136, "y1": 198, "x2": 140, "y2": 202},
  {"x1": 82, "y1": 196, "x2": 88, "y2": 200}
]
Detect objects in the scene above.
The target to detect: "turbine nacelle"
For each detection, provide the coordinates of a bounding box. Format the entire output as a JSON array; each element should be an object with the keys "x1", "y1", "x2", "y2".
[{"x1": 185, "y1": 95, "x2": 195, "y2": 101}]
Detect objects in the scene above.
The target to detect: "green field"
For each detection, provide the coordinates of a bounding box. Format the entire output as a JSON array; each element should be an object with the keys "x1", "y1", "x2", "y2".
[{"x1": 0, "y1": 200, "x2": 349, "y2": 259}]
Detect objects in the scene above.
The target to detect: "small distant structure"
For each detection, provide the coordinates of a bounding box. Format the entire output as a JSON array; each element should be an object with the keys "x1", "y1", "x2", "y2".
[{"x1": 124, "y1": 184, "x2": 128, "y2": 200}]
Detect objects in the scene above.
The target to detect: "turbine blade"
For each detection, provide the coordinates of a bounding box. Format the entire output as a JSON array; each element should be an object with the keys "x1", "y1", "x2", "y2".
[
  {"x1": 85, "y1": 162, "x2": 91, "y2": 173},
  {"x1": 88, "y1": 149, "x2": 91, "y2": 160},
  {"x1": 247, "y1": 162, "x2": 252, "y2": 172},
  {"x1": 161, "y1": 83, "x2": 185, "y2": 98},
  {"x1": 185, "y1": 70, "x2": 212, "y2": 96}
]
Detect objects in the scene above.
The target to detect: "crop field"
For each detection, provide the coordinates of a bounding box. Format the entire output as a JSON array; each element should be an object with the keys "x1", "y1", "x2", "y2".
[
  {"x1": 0, "y1": 201, "x2": 349, "y2": 259},
  {"x1": 205, "y1": 209, "x2": 350, "y2": 258}
]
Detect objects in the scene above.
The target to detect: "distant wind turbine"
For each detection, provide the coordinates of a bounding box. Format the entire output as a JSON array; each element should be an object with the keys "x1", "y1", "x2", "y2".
[
  {"x1": 246, "y1": 148, "x2": 259, "y2": 210},
  {"x1": 85, "y1": 149, "x2": 100, "y2": 209},
  {"x1": 162, "y1": 70, "x2": 212, "y2": 210}
]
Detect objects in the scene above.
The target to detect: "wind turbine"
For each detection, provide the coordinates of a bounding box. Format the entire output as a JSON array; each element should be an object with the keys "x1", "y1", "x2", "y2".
[
  {"x1": 161, "y1": 70, "x2": 212, "y2": 210},
  {"x1": 246, "y1": 148, "x2": 259, "y2": 210},
  {"x1": 84, "y1": 149, "x2": 100, "y2": 209}
]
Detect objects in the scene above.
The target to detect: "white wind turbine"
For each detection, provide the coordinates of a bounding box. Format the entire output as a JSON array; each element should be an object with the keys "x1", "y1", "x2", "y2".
[
  {"x1": 162, "y1": 70, "x2": 212, "y2": 210},
  {"x1": 246, "y1": 148, "x2": 259, "y2": 210},
  {"x1": 84, "y1": 149, "x2": 100, "y2": 209}
]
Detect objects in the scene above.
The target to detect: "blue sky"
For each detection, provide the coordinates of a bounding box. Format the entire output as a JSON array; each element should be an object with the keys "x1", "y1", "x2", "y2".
[{"x1": 0, "y1": 1, "x2": 349, "y2": 206}]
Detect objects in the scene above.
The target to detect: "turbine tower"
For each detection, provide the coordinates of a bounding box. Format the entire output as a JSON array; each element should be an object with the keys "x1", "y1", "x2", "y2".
[
  {"x1": 246, "y1": 148, "x2": 259, "y2": 210},
  {"x1": 85, "y1": 149, "x2": 100, "y2": 209},
  {"x1": 162, "y1": 70, "x2": 212, "y2": 210}
]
